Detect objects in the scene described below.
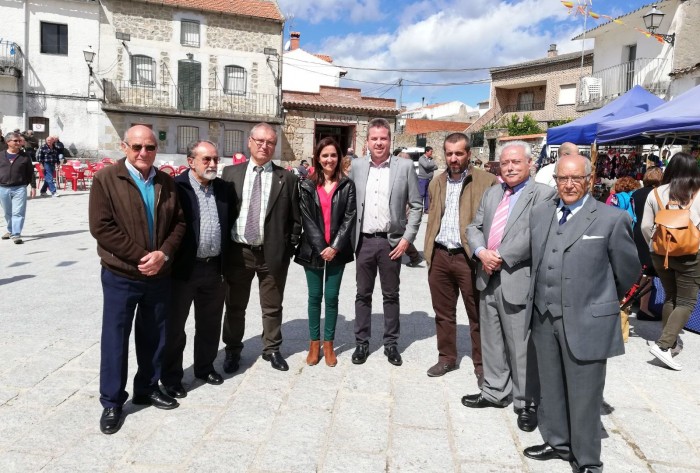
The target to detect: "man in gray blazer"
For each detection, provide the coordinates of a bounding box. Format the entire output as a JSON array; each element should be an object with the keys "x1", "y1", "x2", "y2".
[
  {"x1": 524, "y1": 154, "x2": 639, "y2": 473},
  {"x1": 348, "y1": 118, "x2": 422, "y2": 366},
  {"x1": 464, "y1": 141, "x2": 556, "y2": 433}
]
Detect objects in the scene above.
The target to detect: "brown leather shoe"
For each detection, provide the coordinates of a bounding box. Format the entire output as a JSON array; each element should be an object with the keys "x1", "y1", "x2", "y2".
[
  {"x1": 306, "y1": 340, "x2": 321, "y2": 365},
  {"x1": 323, "y1": 341, "x2": 337, "y2": 367}
]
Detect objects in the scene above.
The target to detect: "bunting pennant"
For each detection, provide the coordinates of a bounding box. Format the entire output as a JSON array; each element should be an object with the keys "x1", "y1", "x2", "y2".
[{"x1": 565, "y1": 2, "x2": 671, "y2": 43}]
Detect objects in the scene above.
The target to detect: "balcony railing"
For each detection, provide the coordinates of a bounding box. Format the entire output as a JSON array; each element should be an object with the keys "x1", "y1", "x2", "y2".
[
  {"x1": 0, "y1": 41, "x2": 22, "y2": 77},
  {"x1": 102, "y1": 80, "x2": 280, "y2": 119},
  {"x1": 578, "y1": 58, "x2": 669, "y2": 107},
  {"x1": 501, "y1": 102, "x2": 545, "y2": 113}
]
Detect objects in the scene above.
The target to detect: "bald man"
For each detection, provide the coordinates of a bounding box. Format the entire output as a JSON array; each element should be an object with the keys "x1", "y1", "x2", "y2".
[
  {"x1": 89, "y1": 125, "x2": 186, "y2": 434},
  {"x1": 535, "y1": 142, "x2": 579, "y2": 188}
]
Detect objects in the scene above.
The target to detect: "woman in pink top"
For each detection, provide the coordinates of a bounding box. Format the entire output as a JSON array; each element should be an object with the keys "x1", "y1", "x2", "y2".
[{"x1": 295, "y1": 137, "x2": 356, "y2": 366}]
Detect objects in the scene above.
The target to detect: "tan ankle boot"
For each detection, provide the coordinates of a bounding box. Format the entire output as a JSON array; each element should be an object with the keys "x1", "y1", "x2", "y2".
[
  {"x1": 323, "y1": 341, "x2": 337, "y2": 367},
  {"x1": 307, "y1": 340, "x2": 321, "y2": 365}
]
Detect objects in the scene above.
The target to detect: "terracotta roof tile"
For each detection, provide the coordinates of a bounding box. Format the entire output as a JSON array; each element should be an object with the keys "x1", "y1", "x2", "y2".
[
  {"x1": 403, "y1": 119, "x2": 472, "y2": 135},
  {"x1": 313, "y1": 54, "x2": 334, "y2": 63},
  {"x1": 499, "y1": 133, "x2": 546, "y2": 141},
  {"x1": 133, "y1": 0, "x2": 284, "y2": 22},
  {"x1": 283, "y1": 86, "x2": 399, "y2": 114}
]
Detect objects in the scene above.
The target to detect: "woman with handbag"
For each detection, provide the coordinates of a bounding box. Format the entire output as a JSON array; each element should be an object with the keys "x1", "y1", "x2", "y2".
[
  {"x1": 295, "y1": 137, "x2": 356, "y2": 366},
  {"x1": 641, "y1": 152, "x2": 700, "y2": 370}
]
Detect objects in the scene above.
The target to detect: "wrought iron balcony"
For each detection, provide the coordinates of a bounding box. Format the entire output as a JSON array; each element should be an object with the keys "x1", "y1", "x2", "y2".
[
  {"x1": 577, "y1": 58, "x2": 669, "y2": 108},
  {"x1": 501, "y1": 102, "x2": 545, "y2": 113},
  {"x1": 0, "y1": 41, "x2": 22, "y2": 78},
  {"x1": 101, "y1": 80, "x2": 281, "y2": 120}
]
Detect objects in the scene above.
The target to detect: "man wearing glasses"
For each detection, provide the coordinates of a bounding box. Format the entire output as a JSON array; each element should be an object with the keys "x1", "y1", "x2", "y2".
[
  {"x1": 524, "y1": 154, "x2": 638, "y2": 472},
  {"x1": 0, "y1": 132, "x2": 36, "y2": 244},
  {"x1": 89, "y1": 125, "x2": 185, "y2": 434},
  {"x1": 221, "y1": 123, "x2": 301, "y2": 372},
  {"x1": 161, "y1": 141, "x2": 235, "y2": 399}
]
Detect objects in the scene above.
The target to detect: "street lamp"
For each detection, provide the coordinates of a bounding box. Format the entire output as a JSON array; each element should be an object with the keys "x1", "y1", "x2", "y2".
[
  {"x1": 643, "y1": 4, "x2": 675, "y2": 45},
  {"x1": 83, "y1": 48, "x2": 95, "y2": 76}
]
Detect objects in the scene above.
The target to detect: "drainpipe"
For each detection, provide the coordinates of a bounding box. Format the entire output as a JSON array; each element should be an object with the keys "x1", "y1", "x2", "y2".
[{"x1": 22, "y1": 0, "x2": 29, "y2": 129}]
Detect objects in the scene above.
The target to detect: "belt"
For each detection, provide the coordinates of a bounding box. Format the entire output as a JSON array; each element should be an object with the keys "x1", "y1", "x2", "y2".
[
  {"x1": 237, "y1": 243, "x2": 264, "y2": 251},
  {"x1": 362, "y1": 232, "x2": 388, "y2": 239},
  {"x1": 195, "y1": 255, "x2": 220, "y2": 263},
  {"x1": 435, "y1": 243, "x2": 465, "y2": 255}
]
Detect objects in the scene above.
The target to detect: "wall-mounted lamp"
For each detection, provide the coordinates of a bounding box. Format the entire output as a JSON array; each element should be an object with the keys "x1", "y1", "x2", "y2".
[
  {"x1": 83, "y1": 47, "x2": 96, "y2": 76},
  {"x1": 643, "y1": 4, "x2": 675, "y2": 45},
  {"x1": 264, "y1": 47, "x2": 278, "y2": 56}
]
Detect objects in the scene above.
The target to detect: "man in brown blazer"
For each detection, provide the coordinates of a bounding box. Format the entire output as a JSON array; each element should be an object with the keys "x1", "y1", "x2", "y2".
[
  {"x1": 221, "y1": 123, "x2": 302, "y2": 372},
  {"x1": 424, "y1": 133, "x2": 497, "y2": 382}
]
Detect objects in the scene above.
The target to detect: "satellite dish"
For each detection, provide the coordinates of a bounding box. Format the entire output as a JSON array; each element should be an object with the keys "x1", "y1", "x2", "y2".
[{"x1": 284, "y1": 40, "x2": 291, "y2": 51}]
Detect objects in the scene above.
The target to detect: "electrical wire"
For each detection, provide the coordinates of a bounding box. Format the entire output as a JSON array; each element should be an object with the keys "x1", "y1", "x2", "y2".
[{"x1": 283, "y1": 55, "x2": 495, "y2": 73}]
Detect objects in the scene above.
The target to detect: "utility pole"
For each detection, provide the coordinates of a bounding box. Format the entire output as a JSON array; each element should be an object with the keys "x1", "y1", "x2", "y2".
[{"x1": 397, "y1": 78, "x2": 403, "y2": 109}]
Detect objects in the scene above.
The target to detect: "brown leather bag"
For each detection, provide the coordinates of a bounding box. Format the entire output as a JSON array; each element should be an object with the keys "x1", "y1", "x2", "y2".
[{"x1": 651, "y1": 188, "x2": 700, "y2": 269}]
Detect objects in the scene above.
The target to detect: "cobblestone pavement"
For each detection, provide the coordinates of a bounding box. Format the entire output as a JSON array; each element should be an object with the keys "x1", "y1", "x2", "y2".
[{"x1": 0, "y1": 191, "x2": 699, "y2": 472}]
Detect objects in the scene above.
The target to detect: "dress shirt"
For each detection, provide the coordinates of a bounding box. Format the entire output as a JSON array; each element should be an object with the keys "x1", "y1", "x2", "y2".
[
  {"x1": 125, "y1": 159, "x2": 156, "y2": 248},
  {"x1": 188, "y1": 171, "x2": 221, "y2": 258},
  {"x1": 436, "y1": 169, "x2": 469, "y2": 249},
  {"x1": 557, "y1": 194, "x2": 589, "y2": 222},
  {"x1": 362, "y1": 156, "x2": 391, "y2": 233},
  {"x1": 473, "y1": 178, "x2": 529, "y2": 256},
  {"x1": 231, "y1": 160, "x2": 273, "y2": 245}
]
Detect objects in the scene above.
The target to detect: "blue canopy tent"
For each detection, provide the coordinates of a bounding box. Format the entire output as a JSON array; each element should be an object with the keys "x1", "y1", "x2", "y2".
[
  {"x1": 597, "y1": 84, "x2": 700, "y2": 143},
  {"x1": 546, "y1": 85, "x2": 665, "y2": 145}
]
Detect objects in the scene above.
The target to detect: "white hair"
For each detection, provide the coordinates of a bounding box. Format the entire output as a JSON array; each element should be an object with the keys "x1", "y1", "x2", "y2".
[{"x1": 496, "y1": 140, "x2": 532, "y2": 160}]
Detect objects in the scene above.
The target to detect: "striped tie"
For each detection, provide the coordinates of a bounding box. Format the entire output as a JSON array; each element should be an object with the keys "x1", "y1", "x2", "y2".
[
  {"x1": 487, "y1": 187, "x2": 513, "y2": 251},
  {"x1": 244, "y1": 166, "x2": 263, "y2": 243}
]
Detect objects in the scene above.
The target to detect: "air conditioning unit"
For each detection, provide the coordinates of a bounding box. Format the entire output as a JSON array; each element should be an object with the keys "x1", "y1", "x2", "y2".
[{"x1": 580, "y1": 77, "x2": 602, "y2": 103}]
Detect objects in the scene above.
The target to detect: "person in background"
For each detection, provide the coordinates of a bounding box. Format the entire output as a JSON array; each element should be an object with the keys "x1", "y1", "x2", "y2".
[
  {"x1": 341, "y1": 155, "x2": 352, "y2": 175},
  {"x1": 642, "y1": 152, "x2": 700, "y2": 371},
  {"x1": 347, "y1": 147, "x2": 359, "y2": 160},
  {"x1": 609, "y1": 176, "x2": 641, "y2": 225},
  {"x1": 535, "y1": 142, "x2": 578, "y2": 188},
  {"x1": 36, "y1": 136, "x2": 62, "y2": 197},
  {"x1": 398, "y1": 150, "x2": 423, "y2": 267},
  {"x1": 418, "y1": 146, "x2": 437, "y2": 213},
  {"x1": 297, "y1": 159, "x2": 310, "y2": 180},
  {"x1": 0, "y1": 131, "x2": 36, "y2": 244},
  {"x1": 0, "y1": 130, "x2": 7, "y2": 153},
  {"x1": 232, "y1": 152, "x2": 247, "y2": 166},
  {"x1": 295, "y1": 137, "x2": 356, "y2": 367}
]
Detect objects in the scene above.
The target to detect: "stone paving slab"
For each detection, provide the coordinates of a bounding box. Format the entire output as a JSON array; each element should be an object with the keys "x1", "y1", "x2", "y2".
[{"x1": 0, "y1": 192, "x2": 699, "y2": 472}]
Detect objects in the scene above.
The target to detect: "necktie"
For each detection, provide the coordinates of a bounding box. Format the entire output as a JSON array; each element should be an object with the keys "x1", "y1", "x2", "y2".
[
  {"x1": 559, "y1": 206, "x2": 571, "y2": 225},
  {"x1": 487, "y1": 187, "x2": 513, "y2": 250},
  {"x1": 244, "y1": 166, "x2": 263, "y2": 243}
]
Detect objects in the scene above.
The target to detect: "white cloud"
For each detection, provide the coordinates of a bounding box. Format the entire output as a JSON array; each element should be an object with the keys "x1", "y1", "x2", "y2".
[{"x1": 278, "y1": 0, "x2": 385, "y2": 24}]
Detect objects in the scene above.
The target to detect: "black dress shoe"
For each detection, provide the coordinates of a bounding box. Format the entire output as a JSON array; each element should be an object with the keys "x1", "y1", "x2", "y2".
[
  {"x1": 132, "y1": 390, "x2": 179, "y2": 410},
  {"x1": 162, "y1": 383, "x2": 187, "y2": 399},
  {"x1": 100, "y1": 407, "x2": 123, "y2": 435},
  {"x1": 523, "y1": 443, "x2": 570, "y2": 462},
  {"x1": 517, "y1": 406, "x2": 538, "y2": 432},
  {"x1": 384, "y1": 345, "x2": 403, "y2": 366},
  {"x1": 461, "y1": 393, "x2": 508, "y2": 409},
  {"x1": 351, "y1": 344, "x2": 369, "y2": 364},
  {"x1": 196, "y1": 371, "x2": 224, "y2": 385},
  {"x1": 262, "y1": 351, "x2": 289, "y2": 371},
  {"x1": 223, "y1": 352, "x2": 240, "y2": 374}
]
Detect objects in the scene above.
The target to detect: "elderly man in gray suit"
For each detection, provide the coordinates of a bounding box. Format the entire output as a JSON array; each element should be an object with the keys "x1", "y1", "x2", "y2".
[
  {"x1": 349, "y1": 117, "x2": 422, "y2": 366},
  {"x1": 524, "y1": 154, "x2": 639, "y2": 473},
  {"x1": 464, "y1": 141, "x2": 556, "y2": 433}
]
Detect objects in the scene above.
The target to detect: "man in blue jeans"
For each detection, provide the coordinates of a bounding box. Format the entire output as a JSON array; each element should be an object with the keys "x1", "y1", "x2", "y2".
[
  {"x1": 0, "y1": 132, "x2": 36, "y2": 244},
  {"x1": 418, "y1": 146, "x2": 437, "y2": 213},
  {"x1": 37, "y1": 136, "x2": 63, "y2": 197}
]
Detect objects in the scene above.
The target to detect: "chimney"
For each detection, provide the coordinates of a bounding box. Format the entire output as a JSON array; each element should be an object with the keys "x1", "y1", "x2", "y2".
[
  {"x1": 290, "y1": 32, "x2": 300, "y2": 51},
  {"x1": 547, "y1": 44, "x2": 558, "y2": 58}
]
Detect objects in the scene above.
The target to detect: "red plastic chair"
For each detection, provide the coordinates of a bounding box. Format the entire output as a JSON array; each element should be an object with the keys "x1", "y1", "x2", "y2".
[
  {"x1": 61, "y1": 165, "x2": 87, "y2": 191},
  {"x1": 176, "y1": 165, "x2": 188, "y2": 175},
  {"x1": 101, "y1": 158, "x2": 114, "y2": 165},
  {"x1": 159, "y1": 165, "x2": 176, "y2": 177},
  {"x1": 93, "y1": 162, "x2": 105, "y2": 172},
  {"x1": 34, "y1": 163, "x2": 45, "y2": 188}
]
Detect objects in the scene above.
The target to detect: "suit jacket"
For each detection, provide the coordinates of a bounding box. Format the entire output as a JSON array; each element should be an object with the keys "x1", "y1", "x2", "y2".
[
  {"x1": 424, "y1": 168, "x2": 498, "y2": 267},
  {"x1": 528, "y1": 196, "x2": 640, "y2": 361},
  {"x1": 467, "y1": 179, "x2": 556, "y2": 305},
  {"x1": 171, "y1": 170, "x2": 236, "y2": 281},
  {"x1": 348, "y1": 156, "x2": 422, "y2": 249},
  {"x1": 221, "y1": 162, "x2": 302, "y2": 275}
]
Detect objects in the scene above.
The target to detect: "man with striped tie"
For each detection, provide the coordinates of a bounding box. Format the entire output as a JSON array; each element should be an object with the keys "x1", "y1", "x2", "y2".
[
  {"x1": 424, "y1": 133, "x2": 497, "y2": 382},
  {"x1": 464, "y1": 141, "x2": 556, "y2": 432}
]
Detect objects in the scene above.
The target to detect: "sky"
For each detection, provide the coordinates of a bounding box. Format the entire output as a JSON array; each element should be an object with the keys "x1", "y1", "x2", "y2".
[{"x1": 276, "y1": 0, "x2": 659, "y2": 112}]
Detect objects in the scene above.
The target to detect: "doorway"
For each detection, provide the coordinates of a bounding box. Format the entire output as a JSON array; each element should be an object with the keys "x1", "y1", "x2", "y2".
[
  {"x1": 178, "y1": 59, "x2": 201, "y2": 111},
  {"x1": 315, "y1": 124, "x2": 355, "y2": 154}
]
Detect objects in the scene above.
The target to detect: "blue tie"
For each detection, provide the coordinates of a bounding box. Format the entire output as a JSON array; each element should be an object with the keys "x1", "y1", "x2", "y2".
[{"x1": 559, "y1": 206, "x2": 571, "y2": 225}]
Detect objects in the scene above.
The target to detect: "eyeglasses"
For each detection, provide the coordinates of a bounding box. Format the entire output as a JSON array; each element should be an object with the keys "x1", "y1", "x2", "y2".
[
  {"x1": 7, "y1": 139, "x2": 20, "y2": 142},
  {"x1": 124, "y1": 142, "x2": 157, "y2": 152},
  {"x1": 554, "y1": 175, "x2": 590, "y2": 185},
  {"x1": 198, "y1": 157, "x2": 220, "y2": 164},
  {"x1": 250, "y1": 137, "x2": 276, "y2": 149}
]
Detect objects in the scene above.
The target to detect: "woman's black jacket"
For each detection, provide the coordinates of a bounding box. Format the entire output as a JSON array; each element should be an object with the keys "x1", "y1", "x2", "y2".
[{"x1": 295, "y1": 176, "x2": 356, "y2": 269}]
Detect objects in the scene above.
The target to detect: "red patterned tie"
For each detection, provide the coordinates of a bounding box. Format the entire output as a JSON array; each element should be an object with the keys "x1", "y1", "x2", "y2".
[{"x1": 487, "y1": 187, "x2": 513, "y2": 251}]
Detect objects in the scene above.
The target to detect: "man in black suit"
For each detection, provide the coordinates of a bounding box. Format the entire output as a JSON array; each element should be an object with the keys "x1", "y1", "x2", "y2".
[
  {"x1": 161, "y1": 141, "x2": 234, "y2": 398},
  {"x1": 221, "y1": 123, "x2": 301, "y2": 372}
]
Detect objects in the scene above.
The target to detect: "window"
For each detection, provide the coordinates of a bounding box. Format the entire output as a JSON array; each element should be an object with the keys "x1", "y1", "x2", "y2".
[
  {"x1": 224, "y1": 130, "x2": 244, "y2": 156},
  {"x1": 29, "y1": 117, "x2": 49, "y2": 140},
  {"x1": 517, "y1": 92, "x2": 534, "y2": 111},
  {"x1": 224, "y1": 65, "x2": 246, "y2": 95},
  {"x1": 41, "y1": 22, "x2": 68, "y2": 55},
  {"x1": 181, "y1": 20, "x2": 200, "y2": 47},
  {"x1": 131, "y1": 55, "x2": 156, "y2": 86},
  {"x1": 177, "y1": 126, "x2": 199, "y2": 154},
  {"x1": 558, "y1": 84, "x2": 577, "y2": 105}
]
